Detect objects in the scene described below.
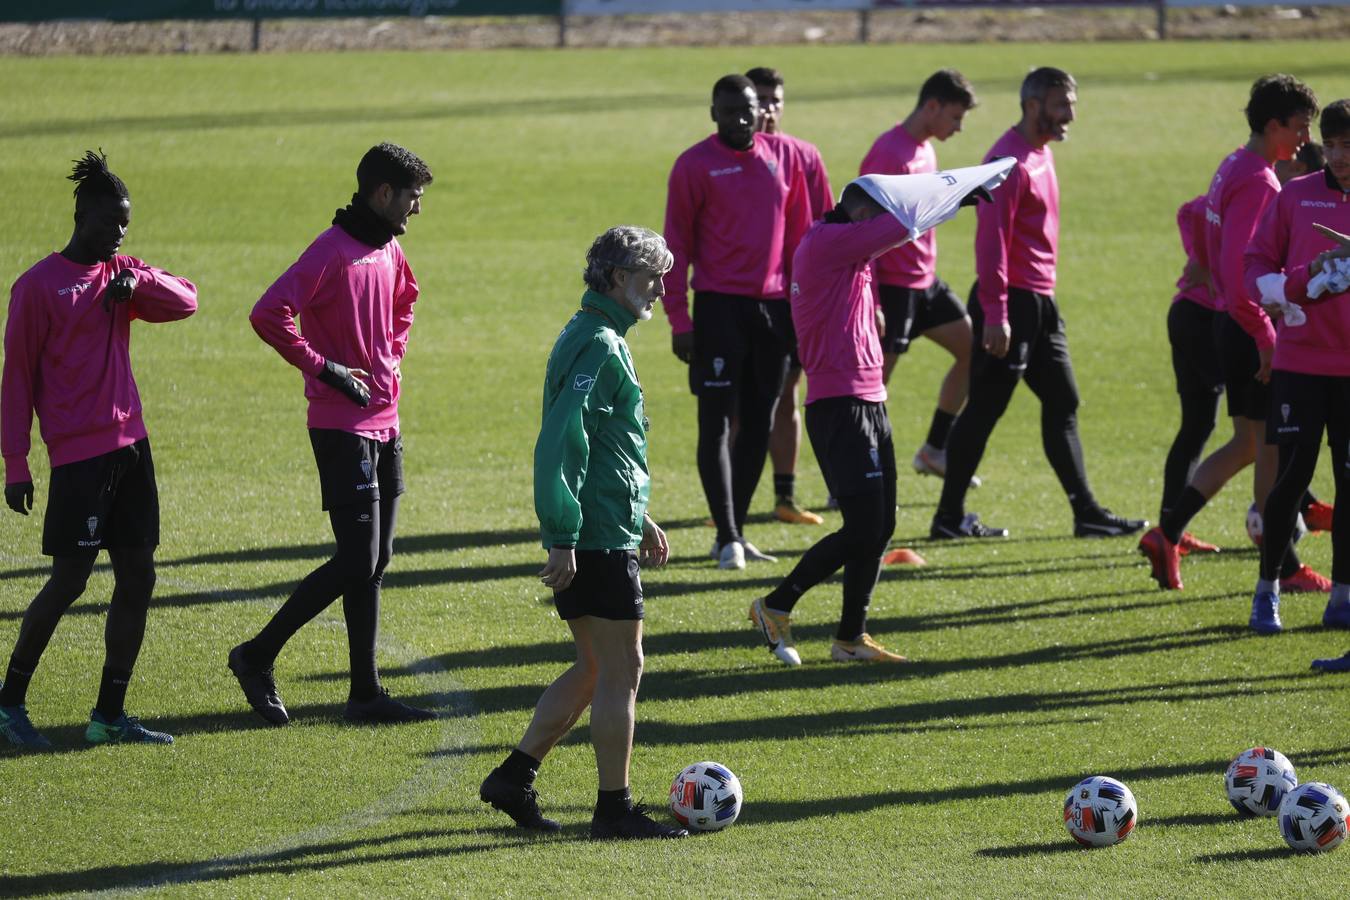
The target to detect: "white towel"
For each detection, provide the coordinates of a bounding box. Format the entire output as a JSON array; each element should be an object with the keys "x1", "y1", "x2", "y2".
[
  {"x1": 1307, "y1": 256, "x2": 1350, "y2": 300},
  {"x1": 1255, "y1": 272, "x2": 1306, "y2": 327},
  {"x1": 848, "y1": 157, "x2": 1017, "y2": 242}
]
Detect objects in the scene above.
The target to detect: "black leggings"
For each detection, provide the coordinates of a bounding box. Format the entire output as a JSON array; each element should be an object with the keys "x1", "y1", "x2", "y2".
[
  {"x1": 247, "y1": 493, "x2": 398, "y2": 699},
  {"x1": 765, "y1": 483, "x2": 896, "y2": 641},
  {"x1": 1161, "y1": 389, "x2": 1222, "y2": 518},
  {"x1": 698, "y1": 387, "x2": 779, "y2": 546},
  {"x1": 1261, "y1": 439, "x2": 1350, "y2": 583}
]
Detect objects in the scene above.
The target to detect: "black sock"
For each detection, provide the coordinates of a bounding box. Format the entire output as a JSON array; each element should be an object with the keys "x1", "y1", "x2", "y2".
[
  {"x1": 1299, "y1": 490, "x2": 1318, "y2": 516},
  {"x1": 1161, "y1": 486, "x2": 1208, "y2": 544},
  {"x1": 94, "y1": 666, "x2": 132, "y2": 721},
  {"x1": 596, "y1": 786, "x2": 632, "y2": 820},
  {"x1": 0, "y1": 657, "x2": 39, "y2": 707},
  {"x1": 926, "y1": 409, "x2": 956, "y2": 450},
  {"x1": 1279, "y1": 550, "x2": 1301, "y2": 580},
  {"x1": 498, "y1": 748, "x2": 542, "y2": 787},
  {"x1": 773, "y1": 473, "x2": 795, "y2": 502}
]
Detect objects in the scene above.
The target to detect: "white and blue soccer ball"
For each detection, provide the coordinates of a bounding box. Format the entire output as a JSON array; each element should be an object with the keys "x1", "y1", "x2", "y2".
[
  {"x1": 669, "y1": 761, "x2": 742, "y2": 832},
  {"x1": 1063, "y1": 776, "x2": 1138, "y2": 847},
  {"x1": 1225, "y1": 747, "x2": 1297, "y2": 817},
  {"x1": 1279, "y1": 782, "x2": 1349, "y2": 852}
]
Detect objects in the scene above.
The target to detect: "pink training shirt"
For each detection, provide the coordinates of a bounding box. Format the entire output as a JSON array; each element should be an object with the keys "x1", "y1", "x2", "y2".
[
  {"x1": 250, "y1": 226, "x2": 418, "y2": 437},
  {"x1": 1174, "y1": 195, "x2": 1216, "y2": 309},
  {"x1": 1203, "y1": 146, "x2": 1280, "y2": 348},
  {"x1": 859, "y1": 124, "x2": 938, "y2": 289},
  {"x1": 791, "y1": 211, "x2": 911, "y2": 405},
  {"x1": 1245, "y1": 168, "x2": 1350, "y2": 377},
  {"x1": 779, "y1": 132, "x2": 835, "y2": 220},
  {"x1": 2, "y1": 253, "x2": 197, "y2": 485},
  {"x1": 661, "y1": 132, "x2": 813, "y2": 334},
  {"x1": 974, "y1": 128, "x2": 1059, "y2": 325}
]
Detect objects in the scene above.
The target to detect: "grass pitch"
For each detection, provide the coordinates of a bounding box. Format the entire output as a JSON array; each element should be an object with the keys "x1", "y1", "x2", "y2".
[{"x1": 0, "y1": 40, "x2": 1348, "y2": 898}]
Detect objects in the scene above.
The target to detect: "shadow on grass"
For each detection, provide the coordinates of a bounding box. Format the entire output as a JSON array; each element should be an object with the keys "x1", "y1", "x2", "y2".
[
  {"x1": 0, "y1": 825, "x2": 584, "y2": 898},
  {"x1": 1193, "y1": 846, "x2": 1305, "y2": 863},
  {"x1": 973, "y1": 842, "x2": 1088, "y2": 858}
]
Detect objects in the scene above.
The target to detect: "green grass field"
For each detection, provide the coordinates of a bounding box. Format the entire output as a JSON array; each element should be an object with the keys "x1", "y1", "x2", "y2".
[{"x1": 0, "y1": 39, "x2": 1348, "y2": 897}]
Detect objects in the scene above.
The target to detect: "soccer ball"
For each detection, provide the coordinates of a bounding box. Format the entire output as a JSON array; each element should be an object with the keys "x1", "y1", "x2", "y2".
[
  {"x1": 1279, "y1": 782, "x2": 1349, "y2": 852},
  {"x1": 1225, "y1": 747, "x2": 1297, "y2": 816},
  {"x1": 669, "y1": 761, "x2": 742, "y2": 832},
  {"x1": 1063, "y1": 776, "x2": 1138, "y2": 847},
  {"x1": 1246, "y1": 503, "x2": 1306, "y2": 547}
]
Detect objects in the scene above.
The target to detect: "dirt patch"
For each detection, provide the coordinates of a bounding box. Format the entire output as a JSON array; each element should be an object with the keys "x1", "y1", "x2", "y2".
[{"x1": 2, "y1": 7, "x2": 1348, "y2": 56}]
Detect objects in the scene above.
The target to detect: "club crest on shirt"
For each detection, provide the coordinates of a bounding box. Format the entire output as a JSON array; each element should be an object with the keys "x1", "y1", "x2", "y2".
[{"x1": 766, "y1": 160, "x2": 778, "y2": 176}]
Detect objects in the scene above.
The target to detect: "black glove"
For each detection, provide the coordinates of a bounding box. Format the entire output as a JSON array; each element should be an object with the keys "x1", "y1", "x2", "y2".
[
  {"x1": 959, "y1": 186, "x2": 994, "y2": 208},
  {"x1": 318, "y1": 359, "x2": 371, "y2": 407},
  {"x1": 5, "y1": 481, "x2": 34, "y2": 516},
  {"x1": 103, "y1": 270, "x2": 135, "y2": 313}
]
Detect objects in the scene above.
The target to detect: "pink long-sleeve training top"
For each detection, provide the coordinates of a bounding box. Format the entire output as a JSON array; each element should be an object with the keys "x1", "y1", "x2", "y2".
[
  {"x1": 859, "y1": 124, "x2": 938, "y2": 290},
  {"x1": 1174, "y1": 195, "x2": 1216, "y2": 309},
  {"x1": 779, "y1": 132, "x2": 835, "y2": 220},
  {"x1": 1203, "y1": 146, "x2": 1280, "y2": 349},
  {"x1": 661, "y1": 132, "x2": 813, "y2": 334},
  {"x1": 1245, "y1": 168, "x2": 1350, "y2": 377},
  {"x1": 250, "y1": 226, "x2": 418, "y2": 437},
  {"x1": 974, "y1": 128, "x2": 1059, "y2": 325},
  {"x1": 791, "y1": 211, "x2": 912, "y2": 406},
  {"x1": 2, "y1": 253, "x2": 198, "y2": 485}
]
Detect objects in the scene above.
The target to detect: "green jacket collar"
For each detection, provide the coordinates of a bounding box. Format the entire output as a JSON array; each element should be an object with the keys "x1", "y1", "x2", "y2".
[{"x1": 580, "y1": 289, "x2": 637, "y2": 337}]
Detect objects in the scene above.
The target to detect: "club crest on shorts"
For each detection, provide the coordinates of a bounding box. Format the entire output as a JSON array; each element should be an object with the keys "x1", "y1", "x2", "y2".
[
  {"x1": 713, "y1": 357, "x2": 725, "y2": 377},
  {"x1": 360, "y1": 458, "x2": 373, "y2": 481},
  {"x1": 1281, "y1": 403, "x2": 1291, "y2": 423},
  {"x1": 86, "y1": 516, "x2": 98, "y2": 537},
  {"x1": 869, "y1": 447, "x2": 880, "y2": 470}
]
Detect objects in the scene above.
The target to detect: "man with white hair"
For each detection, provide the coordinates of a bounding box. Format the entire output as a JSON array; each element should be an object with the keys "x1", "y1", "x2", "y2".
[{"x1": 480, "y1": 226, "x2": 687, "y2": 840}]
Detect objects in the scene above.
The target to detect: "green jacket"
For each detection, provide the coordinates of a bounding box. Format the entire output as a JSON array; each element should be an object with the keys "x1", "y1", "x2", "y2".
[{"x1": 535, "y1": 290, "x2": 650, "y2": 550}]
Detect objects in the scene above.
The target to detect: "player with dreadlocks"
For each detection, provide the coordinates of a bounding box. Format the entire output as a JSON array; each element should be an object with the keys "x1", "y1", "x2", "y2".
[{"x1": 0, "y1": 150, "x2": 198, "y2": 748}]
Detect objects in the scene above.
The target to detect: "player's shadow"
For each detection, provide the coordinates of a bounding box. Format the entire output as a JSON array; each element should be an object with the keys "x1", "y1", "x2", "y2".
[
  {"x1": 1193, "y1": 847, "x2": 1304, "y2": 862},
  {"x1": 973, "y1": 842, "x2": 1090, "y2": 857}
]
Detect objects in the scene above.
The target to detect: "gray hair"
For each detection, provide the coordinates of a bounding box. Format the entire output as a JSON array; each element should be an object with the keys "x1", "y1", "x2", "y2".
[
  {"x1": 583, "y1": 225, "x2": 673, "y2": 293},
  {"x1": 1020, "y1": 66, "x2": 1076, "y2": 105}
]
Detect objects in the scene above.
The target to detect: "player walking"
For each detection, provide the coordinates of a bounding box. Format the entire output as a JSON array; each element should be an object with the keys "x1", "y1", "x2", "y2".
[
  {"x1": 479, "y1": 227, "x2": 688, "y2": 840},
  {"x1": 747, "y1": 66, "x2": 834, "y2": 526},
  {"x1": 860, "y1": 69, "x2": 980, "y2": 485},
  {"x1": 1139, "y1": 75, "x2": 1328, "y2": 591},
  {"x1": 930, "y1": 67, "x2": 1145, "y2": 540},
  {"x1": 750, "y1": 161, "x2": 1010, "y2": 666},
  {"x1": 1242, "y1": 99, "x2": 1350, "y2": 633},
  {"x1": 0, "y1": 151, "x2": 197, "y2": 748},
  {"x1": 228, "y1": 143, "x2": 435, "y2": 726},
  {"x1": 663, "y1": 74, "x2": 813, "y2": 569}
]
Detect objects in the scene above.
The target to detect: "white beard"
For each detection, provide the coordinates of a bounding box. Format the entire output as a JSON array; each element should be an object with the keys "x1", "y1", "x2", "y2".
[{"x1": 622, "y1": 282, "x2": 655, "y2": 321}]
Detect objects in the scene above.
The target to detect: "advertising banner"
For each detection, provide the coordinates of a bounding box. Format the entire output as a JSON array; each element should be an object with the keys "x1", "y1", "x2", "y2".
[{"x1": 1, "y1": 0, "x2": 560, "y2": 23}]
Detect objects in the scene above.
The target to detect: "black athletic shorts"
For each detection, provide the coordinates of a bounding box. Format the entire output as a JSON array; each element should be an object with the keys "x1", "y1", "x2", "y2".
[
  {"x1": 43, "y1": 438, "x2": 158, "y2": 557},
  {"x1": 877, "y1": 279, "x2": 967, "y2": 356},
  {"x1": 968, "y1": 284, "x2": 1071, "y2": 386},
  {"x1": 689, "y1": 291, "x2": 793, "y2": 399},
  {"x1": 804, "y1": 396, "x2": 896, "y2": 499},
  {"x1": 1266, "y1": 370, "x2": 1350, "y2": 447},
  {"x1": 1215, "y1": 312, "x2": 1270, "y2": 420},
  {"x1": 309, "y1": 429, "x2": 405, "y2": 511},
  {"x1": 1168, "y1": 299, "x2": 1223, "y2": 397},
  {"x1": 553, "y1": 549, "x2": 644, "y2": 621}
]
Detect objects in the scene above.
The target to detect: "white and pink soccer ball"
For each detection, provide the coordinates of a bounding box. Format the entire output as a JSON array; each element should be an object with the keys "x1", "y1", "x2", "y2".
[{"x1": 1279, "y1": 782, "x2": 1349, "y2": 853}]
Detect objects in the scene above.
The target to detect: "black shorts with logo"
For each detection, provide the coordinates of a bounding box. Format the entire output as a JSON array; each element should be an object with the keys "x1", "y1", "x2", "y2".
[
  {"x1": 877, "y1": 279, "x2": 967, "y2": 356},
  {"x1": 688, "y1": 291, "x2": 793, "y2": 400},
  {"x1": 804, "y1": 396, "x2": 896, "y2": 499},
  {"x1": 553, "y1": 549, "x2": 644, "y2": 621},
  {"x1": 1168, "y1": 298, "x2": 1224, "y2": 397},
  {"x1": 309, "y1": 429, "x2": 405, "y2": 511},
  {"x1": 1266, "y1": 370, "x2": 1350, "y2": 447},
  {"x1": 43, "y1": 438, "x2": 158, "y2": 557},
  {"x1": 1215, "y1": 312, "x2": 1270, "y2": 420}
]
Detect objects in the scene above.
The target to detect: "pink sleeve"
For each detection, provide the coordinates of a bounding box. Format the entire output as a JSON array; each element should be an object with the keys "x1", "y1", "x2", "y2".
[
  {"x1": 392, "y1": 250, "x2": 419, "y2": 360},
  {"x1": 661, "y1": 156, "x2": 697, "y2": 335},
  {"x1": 782, "y1": 167, "x2": 814, "y2": 289},
  {"x1": 812, "y1": 212, "x2": 911, "y2": 267},
  {"x1": 975, "y1": 162, "x2": 1023, "y2": 326},
  {"x1": 249, "y1": 243, "x2": 332, "y2": 377},
  {"x1": 1222, "y1": 178, "x2": 1278, "y2": 349},
  {"x1": 1, "y1": 282, "x2": 43, "y2": 484},
  {"x1": 120, "y1": 257, "x2": 198, "y2": 323},
  {"x1": 1177, "y1": 198, "x2": 1202, "y2": 262},
  {"x1": 805, "y1": 150, "x2": 834, "y2": 220},
  {"x1": 1243, "y1": 192, "x2": 1299, "y2": 303}
]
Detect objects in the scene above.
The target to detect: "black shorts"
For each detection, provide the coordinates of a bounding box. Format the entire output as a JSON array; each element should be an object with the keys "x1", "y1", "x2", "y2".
[
  {"x1": 689, "y1": 292, "x2": 793, "y2": 399},
  {"x1": 968, "y1": 284, "x2": 1071, "y2": 386},
  {"x1": 42, "y1": 438, "x2": 158, "y2": 557},
  {"x1": 553, "y1": 549, "x2": 644, "y2": 621},
  {"x1": 804, "y1": 396, "x2": 896, "y2": 498},
  {"x1": 1266, "y1": 370, "x2": 1350, "y2": 447},
  {"x1": 309, "y1": 429, "x2": 405, "y2": 511},
  {"x1": 877, "y1": 279, "x2": 967, "y2": 356},
  {"x1": 1215, "y1": 313, "x2": 1270, "y2": 420},
  {"x1": 1168, "y1": 299, "x2": 1223, "y2": 397}
]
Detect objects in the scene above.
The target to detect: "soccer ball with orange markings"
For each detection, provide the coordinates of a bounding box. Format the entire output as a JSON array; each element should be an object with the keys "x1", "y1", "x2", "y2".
[
  {"x1": 1279, "y1": 782, "x2": 1348, "y2": 852},
  {"x1": 1225, "y1": 746, "x2": 1297, "y2": 816},
  {"x1": 669, "y1": 761, "x2": 742, "y2": 832},
  {"x1": 1063, "y1": 776, "x2": 1137, "y2": 847}
]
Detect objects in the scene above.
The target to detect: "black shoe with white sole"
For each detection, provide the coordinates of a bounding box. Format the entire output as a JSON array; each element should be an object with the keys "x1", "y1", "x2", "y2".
[
  {"x1": 1074, "y1": 508, "x2": 1147, "y2": 538},
  {"x1": 930, "y1": 512, "x2": 1008, "y2": 540}
]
